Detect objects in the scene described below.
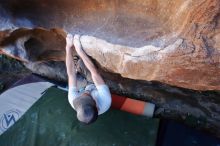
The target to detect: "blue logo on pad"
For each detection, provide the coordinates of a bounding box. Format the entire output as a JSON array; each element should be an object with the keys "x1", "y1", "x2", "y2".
[{"x1": 0, "y1": 109, "x2": 21, "y2": 134}]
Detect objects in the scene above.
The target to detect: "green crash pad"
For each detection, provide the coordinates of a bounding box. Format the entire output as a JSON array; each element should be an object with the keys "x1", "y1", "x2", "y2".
[{"x1": 0, "y1": 87, "x2": 159, "y2": 146}]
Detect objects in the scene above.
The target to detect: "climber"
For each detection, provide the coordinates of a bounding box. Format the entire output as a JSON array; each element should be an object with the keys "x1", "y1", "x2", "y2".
[{"x1": 65, "y1": 34, "x2": 112, "y2": 124}]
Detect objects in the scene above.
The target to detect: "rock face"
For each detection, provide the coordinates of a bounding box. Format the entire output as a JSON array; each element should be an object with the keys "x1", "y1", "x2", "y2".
[
  {"x1": 0, "y1": 0, "x2": 220, "y2": 137},
  {"x1": 0, "y1": 0, "x2": 219, "y2": 90},
  {"x1": 0, "y1": 28, "x2": 67, "y2": 62}
]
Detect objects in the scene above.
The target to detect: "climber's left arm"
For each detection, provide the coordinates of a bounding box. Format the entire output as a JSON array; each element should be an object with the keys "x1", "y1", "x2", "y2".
[{"x1": 65, "y1": 34, "x2": 77, "y2": 87}]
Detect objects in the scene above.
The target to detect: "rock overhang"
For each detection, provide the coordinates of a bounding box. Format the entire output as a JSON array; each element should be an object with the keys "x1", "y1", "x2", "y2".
[{"x1": 0, "y1": 0, "x2": 219, "y2": 90}]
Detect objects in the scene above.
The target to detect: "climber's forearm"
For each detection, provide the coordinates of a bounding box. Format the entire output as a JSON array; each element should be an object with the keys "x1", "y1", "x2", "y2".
[
  {"x1": 65, "y1": 46, "x2": 75, "y2": 75},
  {"x1": 65, "y1": 46, "x2": 77, "y2": 87},
  {"x1": 77, "y1": 49, "x2": 105, "y2": 86},
  {"x1": 77, "y1": 50, "x2": 97, "y2": 74},
  {"x1": 73, "y1": 34, "x2": 105, "y2": 85}
]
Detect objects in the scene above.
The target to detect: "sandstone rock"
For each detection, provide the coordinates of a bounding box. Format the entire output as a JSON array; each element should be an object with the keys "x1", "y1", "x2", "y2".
[
  {"x1": 0, "y1": 0, "x2": 220, "y2": 137},
  {"x1": 0, "y1": 27, "x2": 219, "y2": 90},
  {"x1": 0, "y1": 28, "x2": 67, "y2": 62},
  {"x1": 0, "y1": 0, "x2": 219, "y2": 90}
]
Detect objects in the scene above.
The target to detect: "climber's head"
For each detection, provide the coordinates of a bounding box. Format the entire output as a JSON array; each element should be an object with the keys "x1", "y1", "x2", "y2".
[{"x1": 73, "y1": 93, "x2": 98, "y2": 124}]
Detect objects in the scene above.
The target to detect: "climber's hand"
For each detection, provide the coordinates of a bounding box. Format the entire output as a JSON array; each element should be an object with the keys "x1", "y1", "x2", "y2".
[
  {"x1": 73, "y1": 34, "x2": 83, "y2": 54},
  {"x1": 66, "y1": 33, "x2": 74, "y2": 49}
]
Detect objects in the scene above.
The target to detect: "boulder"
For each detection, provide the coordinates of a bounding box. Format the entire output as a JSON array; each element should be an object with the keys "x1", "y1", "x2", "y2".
[
  {"x1": 0, "y1": 0, "x2": 220, "y2": 137},
  {"x1": 0, "y1": 0, "x2": 219, "y2": 90}
]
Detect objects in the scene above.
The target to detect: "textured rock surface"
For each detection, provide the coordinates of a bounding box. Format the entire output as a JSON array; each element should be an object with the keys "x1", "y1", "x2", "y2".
[
  {"x1": 0, "y1": 0, "x2": 219, "y2": 90},
  {"x1": 0, "y1": 0, "x2": 220, "y2": 137},
  {"x1": 0, "y1": 54, "x2": 30, "y2": 93}
]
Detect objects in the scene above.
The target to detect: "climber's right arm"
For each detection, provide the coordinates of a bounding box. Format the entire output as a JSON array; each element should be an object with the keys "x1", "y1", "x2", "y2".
[{"x1": 73, "y1": 34, "x2": 105, "y2": 87}]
